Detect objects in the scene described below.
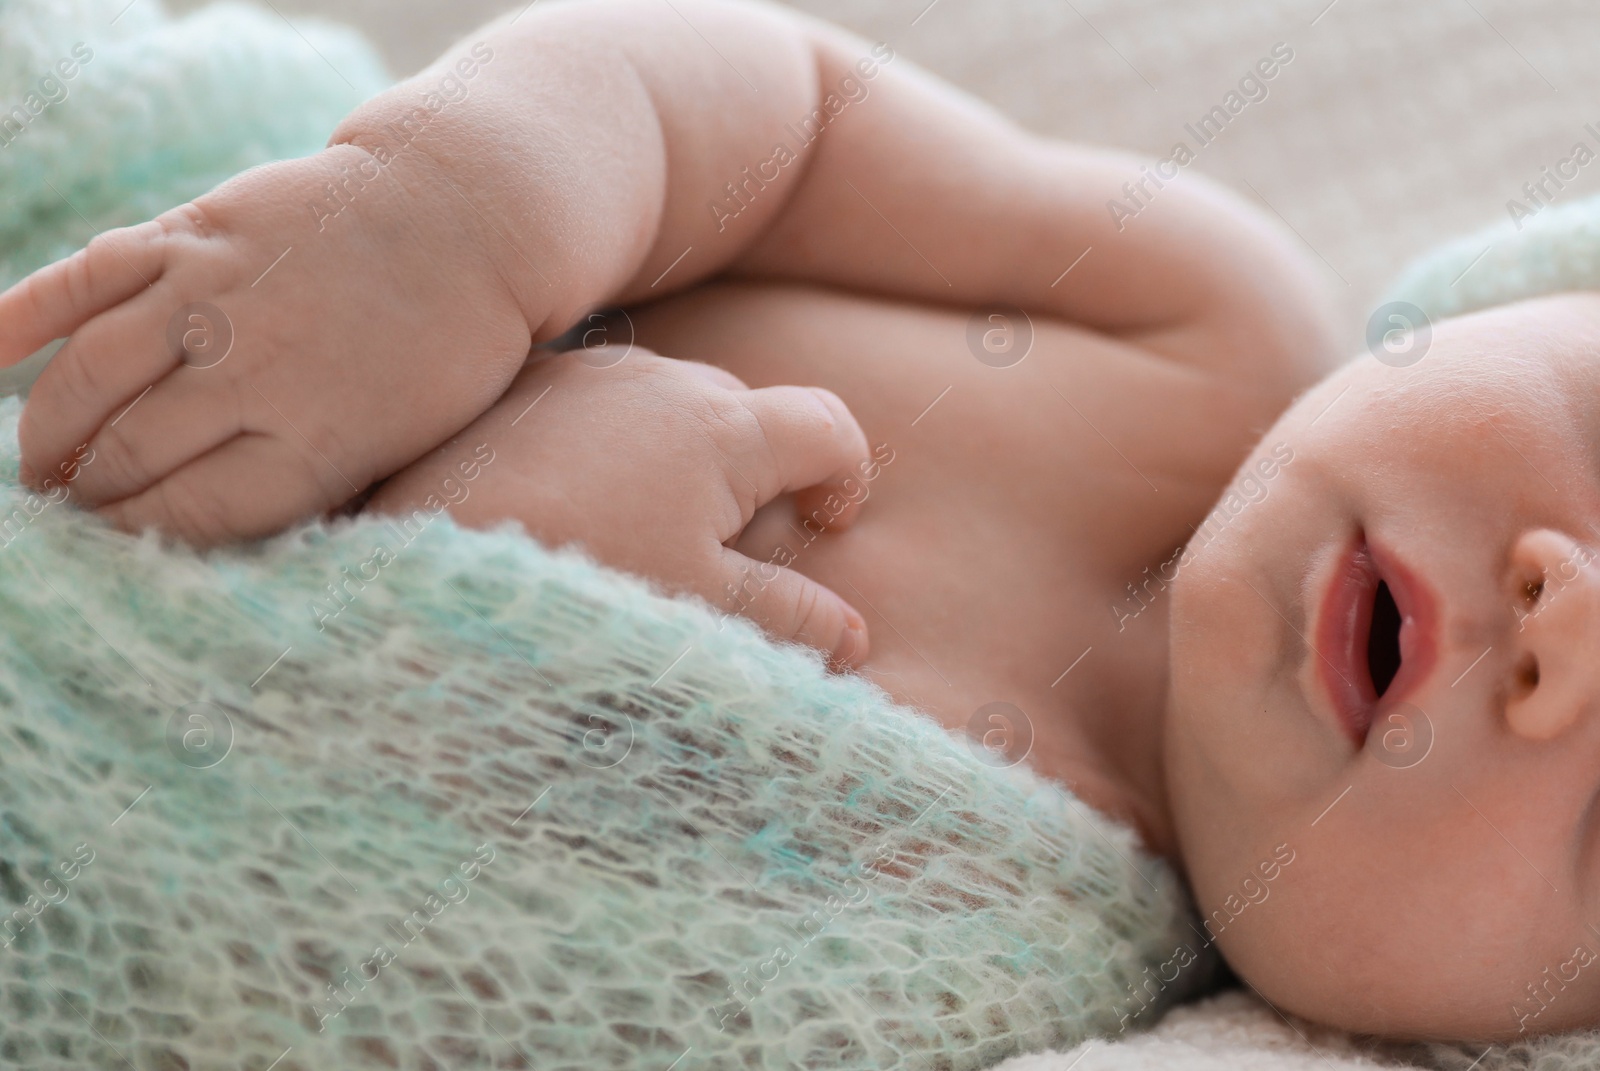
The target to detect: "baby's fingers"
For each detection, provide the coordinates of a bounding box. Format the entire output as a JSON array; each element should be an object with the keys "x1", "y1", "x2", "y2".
[
  {"x1": 731, "y1": 385, "x2": 872, "y2": 535},
  {"x1": 0, "y1": 218, "x2": 167, "y2": 367},
  {"x1": 714, "y1": 546, "x2": 870, "y2": 669},
  {"x1": 97, "y1": 434, "x2": 346, "y2": 547}
]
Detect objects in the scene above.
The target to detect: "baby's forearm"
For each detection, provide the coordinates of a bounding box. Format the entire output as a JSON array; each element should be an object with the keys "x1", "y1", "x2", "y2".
[{"x1": 329, "y1": 0, "x2": 826, "y2": 342}]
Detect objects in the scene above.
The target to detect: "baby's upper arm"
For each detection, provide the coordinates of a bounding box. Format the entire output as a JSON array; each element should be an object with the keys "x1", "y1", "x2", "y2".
[
  {"x1": 721, "y1": 15, "x2": 1341, "y2": 396},
  {"x1": 411, "y1": 0, "x2": 1341, "y2": 398}
]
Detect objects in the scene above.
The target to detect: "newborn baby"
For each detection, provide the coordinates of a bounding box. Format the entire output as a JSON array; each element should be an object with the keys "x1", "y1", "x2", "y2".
[{"x1": 0, "y1": 0, "x2": 1581, "y2": 1047}]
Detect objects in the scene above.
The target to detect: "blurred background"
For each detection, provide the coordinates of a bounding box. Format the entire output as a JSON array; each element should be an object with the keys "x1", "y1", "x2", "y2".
[{"x1": 147, "y1": 0, "x2": 1600, "y2": 344}]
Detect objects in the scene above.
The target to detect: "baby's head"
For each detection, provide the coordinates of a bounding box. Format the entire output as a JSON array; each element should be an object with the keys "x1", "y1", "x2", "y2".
[{"x1": 1165, "y1": 290, "x2": 1600, "y2": 1041}]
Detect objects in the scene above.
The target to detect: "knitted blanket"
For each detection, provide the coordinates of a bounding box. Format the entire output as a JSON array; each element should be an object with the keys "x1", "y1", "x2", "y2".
[{"x1": 0, "y1": 388, "x2": 1204, "y2": 1068}]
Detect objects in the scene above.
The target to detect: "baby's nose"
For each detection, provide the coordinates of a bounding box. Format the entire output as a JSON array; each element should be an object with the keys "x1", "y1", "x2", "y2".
[{"x1": 1503, "y1": 527, "x2": 1600, "y2": 741}]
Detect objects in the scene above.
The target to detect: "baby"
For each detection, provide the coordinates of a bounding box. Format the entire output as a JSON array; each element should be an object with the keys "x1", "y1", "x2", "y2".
[{"x1": 0, "y1": 0, "x2": 1587, "y2": 1047}]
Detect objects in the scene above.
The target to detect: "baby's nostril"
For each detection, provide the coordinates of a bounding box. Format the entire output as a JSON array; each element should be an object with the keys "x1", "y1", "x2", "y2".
[{"x1": 1520, "y1": 654, "x2": 1541, "y2": 691}]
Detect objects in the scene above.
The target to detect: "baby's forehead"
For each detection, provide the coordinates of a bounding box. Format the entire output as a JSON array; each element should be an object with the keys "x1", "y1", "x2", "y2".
[
  {"x1": 1376, "y1": 295, "x2": 1600, "y2": 408},
  {"x1": 1273, "y1": 296, "x2": 1600, "y2": 477},
  {"x1": 1443, "y1": 293, "x2": 1600, "y2": 365}
]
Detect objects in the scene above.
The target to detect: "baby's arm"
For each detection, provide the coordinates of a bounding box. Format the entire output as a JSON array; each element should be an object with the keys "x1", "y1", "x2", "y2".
[{"x1": 337, "y1": 0, "x2": 1340, "y2": 394}]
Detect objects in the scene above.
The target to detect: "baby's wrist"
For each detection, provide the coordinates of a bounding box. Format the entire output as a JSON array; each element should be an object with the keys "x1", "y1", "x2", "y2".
[{"x1": 328, "y1": 90, "x2": 595, "y2": 344}]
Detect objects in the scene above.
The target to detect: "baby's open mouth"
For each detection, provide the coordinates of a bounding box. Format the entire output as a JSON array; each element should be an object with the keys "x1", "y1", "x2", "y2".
[
  {"x1": 1367, "y1": 580, "x2": 1402, "y2": 697},
  {"x1": 1314, "y1": 535, "x2": 1439, "y2": 749}
]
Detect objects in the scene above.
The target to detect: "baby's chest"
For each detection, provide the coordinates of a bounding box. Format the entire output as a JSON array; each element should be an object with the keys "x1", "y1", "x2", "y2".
[{"x1": 624, "y1": 279, "x2": 1268, "y2": 730}]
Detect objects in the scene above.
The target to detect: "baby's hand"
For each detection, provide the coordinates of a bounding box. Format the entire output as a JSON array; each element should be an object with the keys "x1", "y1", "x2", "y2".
[
  {"x1": 365, "y1": 348, "x2": 874, "y2": 667},
  {"x1": 0, "y1": 145, "x2": 532, "y2": 544}
]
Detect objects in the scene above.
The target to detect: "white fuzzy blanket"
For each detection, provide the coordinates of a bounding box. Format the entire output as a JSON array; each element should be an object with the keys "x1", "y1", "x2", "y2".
[
  {"x1": 993, "y1": 991, "x2": 1463, "y2": 1071},
  {"x1": 998, "y1": 992, "x2": 1396, "y2": 1070}
]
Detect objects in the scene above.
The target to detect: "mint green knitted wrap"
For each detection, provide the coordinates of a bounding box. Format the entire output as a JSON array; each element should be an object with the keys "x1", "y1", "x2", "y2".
[{"x1": 0, "y1": 390, "x2": 1201, "y2": 1069}]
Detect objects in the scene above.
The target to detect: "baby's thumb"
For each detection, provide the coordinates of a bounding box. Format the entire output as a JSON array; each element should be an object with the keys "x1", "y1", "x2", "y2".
[{"x1": 714, "y1": 547, "x2": 869, "y2": 668}]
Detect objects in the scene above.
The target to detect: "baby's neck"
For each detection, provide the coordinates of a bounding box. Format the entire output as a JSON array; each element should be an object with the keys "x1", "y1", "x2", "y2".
[{"x1": 1040, "y1": 597, "x2": 1179, "y2": 864}]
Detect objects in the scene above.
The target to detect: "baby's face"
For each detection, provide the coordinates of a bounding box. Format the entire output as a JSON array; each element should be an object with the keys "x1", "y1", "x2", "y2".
[{"x1": 1165, "y1": 291, "x2": 1600, "y2": 1040}]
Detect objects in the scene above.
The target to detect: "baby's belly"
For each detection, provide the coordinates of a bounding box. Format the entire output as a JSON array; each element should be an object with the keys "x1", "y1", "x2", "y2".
[{"x1": 619, "y1": 280, "x2": 1252, "y2": 780}]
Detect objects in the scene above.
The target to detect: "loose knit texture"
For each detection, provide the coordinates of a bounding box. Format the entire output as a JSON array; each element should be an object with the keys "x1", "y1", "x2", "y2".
[{"x1": 0, "y1": 391, "x2": 1211, "y2": 1069}]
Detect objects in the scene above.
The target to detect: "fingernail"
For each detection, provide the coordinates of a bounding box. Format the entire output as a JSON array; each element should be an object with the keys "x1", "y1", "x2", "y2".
[
  {"x1": 835, "y1": 622, "x2": 868, "y2": 667},
  {"x1": 803, "y1": 388, "x2": 837, "y2": 428}
]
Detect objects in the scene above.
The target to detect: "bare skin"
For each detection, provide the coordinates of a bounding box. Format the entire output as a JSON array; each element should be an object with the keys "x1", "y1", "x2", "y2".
[{"x1": 628, "y1": 280, "x2": 1305, "y2": 856}]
